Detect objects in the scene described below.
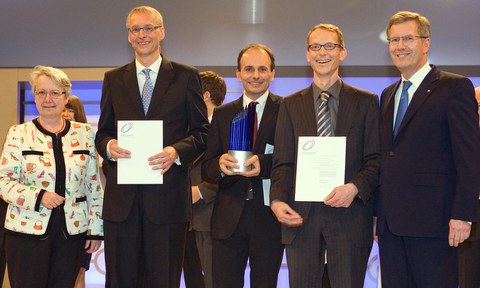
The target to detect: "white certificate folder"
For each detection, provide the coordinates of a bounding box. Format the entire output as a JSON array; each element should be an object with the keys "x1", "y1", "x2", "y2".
[
  {"x1": 117, "y1": 120, "x2": 163, "y2": 184},
  {"x1": 295, "y1": 136, "x2": 346, "y2": 202}
]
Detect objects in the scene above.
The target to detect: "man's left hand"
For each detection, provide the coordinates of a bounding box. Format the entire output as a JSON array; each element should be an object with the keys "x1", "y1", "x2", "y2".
[
  {"x1": 148, "y1": 146, "x2": 178, "y2": 174},
  {"x1": 449, "y1": 219, "x2": 471, "y2": 247},
  {"x1": 324, "y1": 183, "x2": 358, "y2": 208},
  {"x1": 238, "y1": 155, "x2": 260, "y2": 177}
]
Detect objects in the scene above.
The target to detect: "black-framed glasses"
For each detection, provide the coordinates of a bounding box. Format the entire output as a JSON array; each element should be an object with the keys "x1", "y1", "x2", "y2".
[
  {"x1": 127, "y1": 25, "x2": 162, "y2": 35},
  {"x1": 308, "y1": 43, "x2": 343, "y2": 51},
  {"x1": 387, "y1": 35, "x2": 429, "y2": 46},
  {"x1": 34, "y1": 90, "x2": 66, "y2": 99}
]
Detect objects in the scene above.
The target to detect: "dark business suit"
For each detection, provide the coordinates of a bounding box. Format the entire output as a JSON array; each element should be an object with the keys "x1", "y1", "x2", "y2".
[
  {"x1": 270, "y1": 82, "x2": 380, "y2": 287},
  {"x1": 95, "y1": 57, "x2": 209, "y2": 287},
  {"x1": 184, "y1": 156, "x2": 218, "y2": 288},
  {"x1": 191, "y1": 156, "x2": 217, "y2": 233},
  {"x1": 459, "y1": 201, "x2": 480, "y2": 288},
  {"x1": 202, "y1": 93, "x2": 284, "y2": 288},
  {"x1": 376, "y1": 65, "x2": 480, "y2": 288}
]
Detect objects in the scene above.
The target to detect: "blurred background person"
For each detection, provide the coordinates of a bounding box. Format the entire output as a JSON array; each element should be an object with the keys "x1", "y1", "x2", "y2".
[
  {"x1": 184, "y1": 71, "x2": 226, "y2": 288},
  {"x1": 62, "y1": 95, "x2": 88, "y2": 123},
  {"x1": 458, "y1": 86, "x2": 480, "y2": 288},
  {"x1": 62, "y1": 94, "x2": 100, "y2": 288},
  {"x1": 0, "y1": 65, "x2": 103, "y2": 288}
]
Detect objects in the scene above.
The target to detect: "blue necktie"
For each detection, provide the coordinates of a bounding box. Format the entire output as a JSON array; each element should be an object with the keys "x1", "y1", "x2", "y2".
[
  {"x1": 141, "y1": 68, "x2": 154, "y2": 114},
  {"x1": 393, "y1": 80, "x2": 412, "y2": 137}
]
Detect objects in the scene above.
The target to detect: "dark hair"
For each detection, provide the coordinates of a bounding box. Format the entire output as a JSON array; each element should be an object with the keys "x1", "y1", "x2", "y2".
[
  {"x1": 199, "y1": 71, "x2": 226, "y2": 107},
  {"x1": 237, "y1": 43, "x2": 275, "y2": 72},
  {"x1": 65, "y1": 95, "x2": 87, "y2": 123}
]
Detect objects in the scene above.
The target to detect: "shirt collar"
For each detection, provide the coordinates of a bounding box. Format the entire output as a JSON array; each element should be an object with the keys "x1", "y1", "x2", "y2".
[
  {"x1": 402, "y1": 61, "x2": 431, "y2": 88},
  {"x1": 135, "y1": 55, "x2": 162, "y2": 75},
  {"x1": 312, "y1": 78, "x2": 342, "y2": 101},
  {"x1": 242, "y1": 90, "x2": 269, "y2": 108}
]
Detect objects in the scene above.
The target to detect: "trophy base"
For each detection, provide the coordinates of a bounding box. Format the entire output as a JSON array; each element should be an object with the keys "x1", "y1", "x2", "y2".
[{"x1": 228, "y1": 150, "x2": 253, "y2": 172}]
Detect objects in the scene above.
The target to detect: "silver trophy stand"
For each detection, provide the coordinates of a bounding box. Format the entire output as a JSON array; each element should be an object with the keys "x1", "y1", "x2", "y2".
[{"x1": 228, "y1": 150, "x2": 253, "y2": 172}]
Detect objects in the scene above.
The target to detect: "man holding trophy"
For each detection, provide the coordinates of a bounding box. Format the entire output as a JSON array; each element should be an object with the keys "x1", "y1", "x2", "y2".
[{"x1": 202, "y1": 43, "x2": 284, "y2": 288}]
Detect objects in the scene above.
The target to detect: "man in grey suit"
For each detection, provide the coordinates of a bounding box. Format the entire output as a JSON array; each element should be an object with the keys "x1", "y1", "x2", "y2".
[{"x1": 270, "y1": 23, "x2": 380, "y2": 287}]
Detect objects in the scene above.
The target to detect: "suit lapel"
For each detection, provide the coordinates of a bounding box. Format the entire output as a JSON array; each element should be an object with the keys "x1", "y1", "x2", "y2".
[
  {"x1": 146, "y1": 56, "x2": 175, "y2": 118},
  {"x1": 336, "y1": 83, "x2": 358, "y2": 136},
  {"x1": 395, "y1": 66, "x2": 439, "y2": 137},
  {"x1": 123, "y1": 62, "x2": 145, "y2": 117},
  {"x1": 254, "y1": 93, "x2": 275, "y2": 152},
  {"x1": 380, "y1": 81, "x2": 400, "y2": 144},
  {"x1": 382, "y1": 81, "x2": 400, "y2": 118},
  {"x1": 298, "y1": 87, "x2": 318, "y2": 136}
]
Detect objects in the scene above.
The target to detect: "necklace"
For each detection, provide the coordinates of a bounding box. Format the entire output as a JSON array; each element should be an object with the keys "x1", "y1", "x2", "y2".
[
  {"x1": 38, "y1": 118, "x2": 65, "y2": 134},
  {"x1": 53, "y1": 120, "x2": 65, "y2": 134}
]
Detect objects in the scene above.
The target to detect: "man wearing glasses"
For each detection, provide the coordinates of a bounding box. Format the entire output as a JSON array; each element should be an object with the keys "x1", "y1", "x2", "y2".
[
  {"x1": 376, "y1": 11, "x2": 480, "y2": 287},
  {"x1": 270, "y1": 23, "x2": 380, "y2": 287},
  {"x1": 95, "y1": 5, "x2": 208, "y2": 288}
]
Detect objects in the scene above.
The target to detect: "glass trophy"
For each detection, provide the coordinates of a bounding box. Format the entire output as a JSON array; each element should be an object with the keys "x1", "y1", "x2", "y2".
[{"x1": 227, "y1": 103, "x2": 256, "y2": 172}]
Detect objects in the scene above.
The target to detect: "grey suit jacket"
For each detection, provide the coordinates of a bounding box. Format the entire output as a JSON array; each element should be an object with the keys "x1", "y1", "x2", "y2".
[{"x1": 270, "y1": 81, "x2": 380, "y2": 246}]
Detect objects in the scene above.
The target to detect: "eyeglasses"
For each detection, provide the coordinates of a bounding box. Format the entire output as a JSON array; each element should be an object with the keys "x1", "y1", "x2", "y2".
[
  {"x1": 308, "y1": 43, "x2": 343, "y2": 51},
  {"x1": 388, "y1": 35, "x2": 429, "y2": 46},
  {"x1": 127, "y1": 25, "x2": 162, "y2": 35},
  {"x1": 34, "y1": 90, "x2": 66, "y2": 99}
]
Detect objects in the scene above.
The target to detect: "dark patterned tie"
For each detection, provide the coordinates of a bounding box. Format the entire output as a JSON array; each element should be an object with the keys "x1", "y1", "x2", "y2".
[
  {"x1": 393, "y1": 80, "x2": 412, "y2": 137},
  {"x1": 141, "y1": 68, "x2": 154, "y2": 115},
  {"x1": 249, "y1": 101, "x2": 258, "y2": 147},
  {"x1": 317, "y1": 91, "x2": 332, "y2": 136},
  {"x1": 247, "y1": 101, "x2": 258, "y2": 200}
]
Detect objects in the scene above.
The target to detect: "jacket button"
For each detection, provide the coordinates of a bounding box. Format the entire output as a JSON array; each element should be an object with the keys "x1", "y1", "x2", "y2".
[{"x1": 389, "y1": 151, "x2": 395, "y2": 156}]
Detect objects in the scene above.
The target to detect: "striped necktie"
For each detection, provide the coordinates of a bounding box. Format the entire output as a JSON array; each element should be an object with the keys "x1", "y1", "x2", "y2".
[{"x1": 317, "y1": 91, "x2": 332, "y2": 136}]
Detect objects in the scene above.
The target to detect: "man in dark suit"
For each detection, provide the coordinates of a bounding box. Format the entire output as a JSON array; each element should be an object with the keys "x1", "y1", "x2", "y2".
[
  {"x1": 184, "y1": 71, "x2": 226, "y2": 288},
  {"x1": 458, "y1": 86, "x2": 480, "y2": 288},
  {"x1": 376, "y1": 11, "x2": 480, "y2": 287},
  {"x1": 95, "y1": 6, "x2": 209, "y2": 288},
  {"x1": 202, "y1": 43, "x2": 284, "y2": 288},
  {"x1": 270, "y1": 23, "x2": 380, "y2": 288}
]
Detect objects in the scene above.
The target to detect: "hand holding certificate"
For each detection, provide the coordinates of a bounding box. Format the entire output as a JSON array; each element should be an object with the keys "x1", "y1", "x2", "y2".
[
  {"x1": 117, "y1": 120, "x2": 163, "y2": 184},
  {"x1": 295, "y1": 136, "x2": 346, "y2": 202}
]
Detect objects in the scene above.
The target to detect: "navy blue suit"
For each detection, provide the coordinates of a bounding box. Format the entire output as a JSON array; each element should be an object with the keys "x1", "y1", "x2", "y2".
[{"x1": 376, "y1": 65, "x2": 480, "y2": 287}]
